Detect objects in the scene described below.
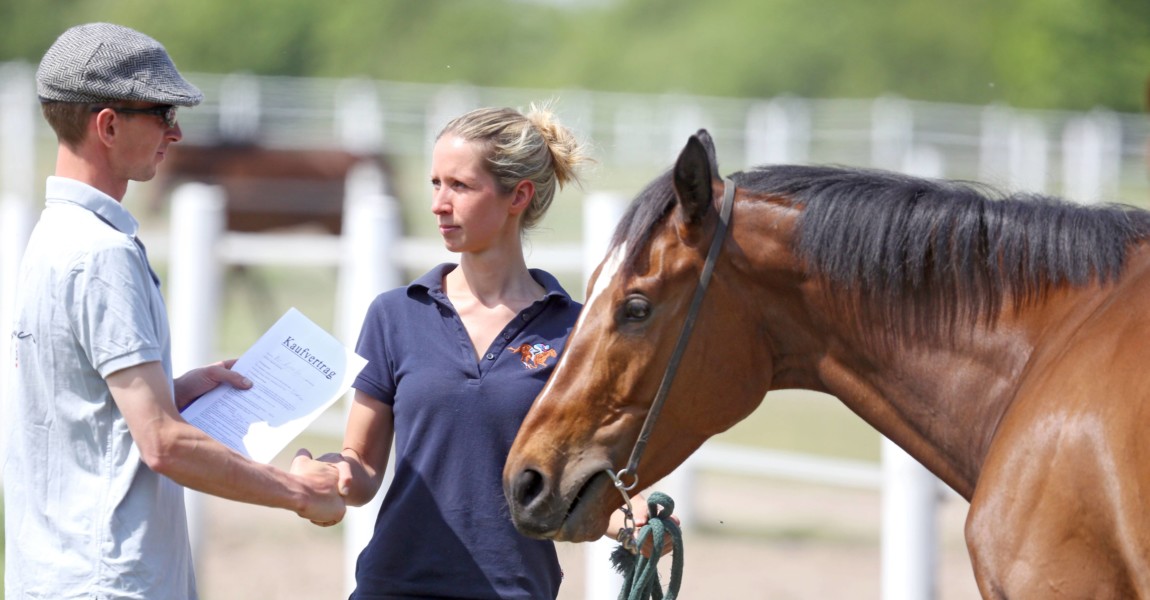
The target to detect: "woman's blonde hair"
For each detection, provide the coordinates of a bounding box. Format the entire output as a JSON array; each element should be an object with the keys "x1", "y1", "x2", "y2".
[{"x1": 437, "y1": 102, "x2": 591, "y2": 231}]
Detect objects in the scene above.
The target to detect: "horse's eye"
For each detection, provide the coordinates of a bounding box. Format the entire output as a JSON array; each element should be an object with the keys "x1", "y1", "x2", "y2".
[{"x1": 622, "y1": 296, "x2": 651, "y2": 321}]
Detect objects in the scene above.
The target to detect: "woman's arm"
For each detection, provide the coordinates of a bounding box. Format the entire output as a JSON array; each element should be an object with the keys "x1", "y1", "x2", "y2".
[{"x1": 310, "y1": 389, "x2": 395, "y2": 508}]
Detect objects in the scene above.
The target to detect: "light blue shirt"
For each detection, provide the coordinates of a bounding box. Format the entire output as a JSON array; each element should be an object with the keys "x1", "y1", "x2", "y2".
[{"x1": 4, "y1": 177, "x2": 195, "y2": 599}]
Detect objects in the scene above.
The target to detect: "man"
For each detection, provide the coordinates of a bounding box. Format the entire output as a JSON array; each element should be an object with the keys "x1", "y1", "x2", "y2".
[{"x1": 4, "y1": 23, "x2": 345, "y2": 599}]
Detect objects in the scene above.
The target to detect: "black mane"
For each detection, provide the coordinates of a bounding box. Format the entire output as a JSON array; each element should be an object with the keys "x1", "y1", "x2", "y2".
[
  {"x1": 609, "y1": 167, "x2": 677, "y2": 276},
  {"x1": 610, "y1": 164, "x2": 1150, "y2": 340}
]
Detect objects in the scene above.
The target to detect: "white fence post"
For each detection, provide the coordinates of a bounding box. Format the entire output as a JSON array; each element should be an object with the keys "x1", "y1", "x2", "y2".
[
  {"x1": 219, "y1": 73, "x2": 262, "y2": 143},
  {"x1": 613, "y1": 101, "x2": 657, "y2": 166},
  {"x1": 1008, "y1": 115, "x2": 1048, "y2": 193},
  {"x1": 581, "y1": 192, "x2": 629, "y2": 600},
  {"x1": 871, "y1": 96, "x2": 913, "y2": 170},
  {"x1": 903, "y1": 145, "x2": 945, "y2": 179},
  {"x1": 167, "y1": 183, "x2": 226, "y2": 570},
  {"x1": 426, "y1": 85, "x2": 480, "y2": 156},
  {"x1": 1062, "y1": 109, "x2": 1121, "y2": 204},
  {"x1": 745, "y1": 96, "x2": 811, "y2": 167},
  {"x1": 979, "y1": 104, "x2": 1013, "y2": 185},
  {"x1": 1, "y1": 62, "x2": 37, "y2": 200},
  {"x1": 1, "y1": 195, "x2": 35, "y2": 472},
  {"x1": 338, "y1": 161, "x2": 404, "y2": 597},
  {"x1": 666, "y1": 97, "x2": 709, "y2": 164},
  {"x1": 877, "y1": 146, "x2": 947, "y2": 600},
  {"x1": 872, "y1": 98, "x2": 942, "y2": 599},
  {"x1": 337, "y1": 78, "x2": 384, "y2": 155},
  {"x1": 0, "y1": 61, "x2": 38, "y2": 475},
  {"x1": 881, "y1": 441, "x2": 940, "y2": 600}
]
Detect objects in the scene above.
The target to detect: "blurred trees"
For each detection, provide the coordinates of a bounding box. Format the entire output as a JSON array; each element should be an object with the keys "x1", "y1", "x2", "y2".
[{"x1": 1, "y1": 0, "x2": 1147, "y2": 112}]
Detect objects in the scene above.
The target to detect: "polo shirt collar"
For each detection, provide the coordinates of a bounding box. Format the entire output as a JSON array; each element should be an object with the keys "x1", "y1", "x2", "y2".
[
  {"x1": 411, "y1": 263, "x2": 570, "y2": 303},
  {"x1": 45, "y1": 176, "x2": 140, "y2": 237}
]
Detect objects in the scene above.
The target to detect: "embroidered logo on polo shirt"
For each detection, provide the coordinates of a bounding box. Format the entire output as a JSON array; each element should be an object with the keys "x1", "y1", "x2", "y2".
[{"x1": 507, "y1": 343, "x2": 557, "y2": 370}]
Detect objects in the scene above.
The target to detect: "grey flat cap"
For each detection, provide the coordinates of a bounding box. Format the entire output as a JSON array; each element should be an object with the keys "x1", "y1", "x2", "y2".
[{"x1": 37, "y1": 22, "x2": 203, "y2": 107}]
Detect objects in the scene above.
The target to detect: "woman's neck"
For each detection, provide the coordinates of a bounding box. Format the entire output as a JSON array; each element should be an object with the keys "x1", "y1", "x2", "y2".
[{"x1": 449, "y1": 249, "x2": 543, "y2": 309}]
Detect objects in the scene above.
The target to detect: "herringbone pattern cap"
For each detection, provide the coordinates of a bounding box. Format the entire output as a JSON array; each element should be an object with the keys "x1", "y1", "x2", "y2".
[{"x1": 37, "y1": 22, "x2": 203, "y2": 107}]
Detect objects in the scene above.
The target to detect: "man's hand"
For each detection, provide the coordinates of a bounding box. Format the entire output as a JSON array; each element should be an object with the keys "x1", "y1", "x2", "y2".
[
  {"x1": 290, "y1": 449, "x2": 349, "y2": 526},
  {"x1": 173, "y1": 359, "x2": 252, "y2": 411}
]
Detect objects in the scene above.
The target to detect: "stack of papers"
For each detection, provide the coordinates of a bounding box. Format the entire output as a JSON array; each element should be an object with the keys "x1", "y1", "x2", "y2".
[{"x1": 181, "y1": 307, "x2": 367, "y2": 463}]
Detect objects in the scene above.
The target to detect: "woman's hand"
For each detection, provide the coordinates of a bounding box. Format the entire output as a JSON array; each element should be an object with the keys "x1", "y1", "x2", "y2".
[{"x1": 604, "y1": 493, "x2": 681, "y2": 558}]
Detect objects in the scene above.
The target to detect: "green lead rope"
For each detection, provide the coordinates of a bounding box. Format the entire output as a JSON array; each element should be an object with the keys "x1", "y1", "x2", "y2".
[{"x1": 609, "y1": 492, "x2": 684, "y2": 600}]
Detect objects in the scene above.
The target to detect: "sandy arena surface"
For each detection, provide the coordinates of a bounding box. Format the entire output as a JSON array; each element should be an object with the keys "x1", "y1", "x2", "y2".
[{"x1": 197, "y1": 471, "x2": 981, "y2": 599}]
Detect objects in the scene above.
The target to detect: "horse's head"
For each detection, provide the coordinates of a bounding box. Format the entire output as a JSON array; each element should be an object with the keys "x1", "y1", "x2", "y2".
[{"x1": 503, "y1": 130, "x2": 783, "y2": 542}]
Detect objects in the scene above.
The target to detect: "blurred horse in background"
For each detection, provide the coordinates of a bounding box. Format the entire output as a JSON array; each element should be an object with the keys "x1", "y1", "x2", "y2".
[
  {"x1": 154, "y1": 143, "x2": 394, "y2": 235},
  {"x1": 151, "y1": 143, "x2": 396, "y2": 326},
  {"x1": 504, "y1": 129, "x2": 1150, "y2": 598}
]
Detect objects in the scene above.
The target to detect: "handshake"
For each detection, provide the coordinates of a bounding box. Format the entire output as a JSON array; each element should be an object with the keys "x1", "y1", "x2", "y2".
[{"x1": 287, "y1": 448, "x2": 357, "y2": 527}]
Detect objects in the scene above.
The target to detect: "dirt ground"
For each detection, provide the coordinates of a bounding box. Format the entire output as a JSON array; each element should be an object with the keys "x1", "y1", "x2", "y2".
[{"x1": 197, "y1": 471, "x2": 981, "y2": 600}]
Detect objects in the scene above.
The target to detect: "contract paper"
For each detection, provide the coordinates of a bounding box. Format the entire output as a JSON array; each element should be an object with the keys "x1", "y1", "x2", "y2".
[{"x1": 182, "y1": 307, "x2": 367, "y2": 463}]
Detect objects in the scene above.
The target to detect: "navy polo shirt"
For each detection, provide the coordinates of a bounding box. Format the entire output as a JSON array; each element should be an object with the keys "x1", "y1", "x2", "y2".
[{"x1": 350, "y1": 263, "x2": 582, "y2": 600}]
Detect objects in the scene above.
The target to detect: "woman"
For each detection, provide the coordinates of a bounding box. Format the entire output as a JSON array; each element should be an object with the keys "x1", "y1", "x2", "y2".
[{"x1": 307, "y1": 105, "x2": 589, "y2": 598}]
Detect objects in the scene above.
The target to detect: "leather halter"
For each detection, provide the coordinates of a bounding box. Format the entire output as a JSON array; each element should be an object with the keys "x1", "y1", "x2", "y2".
[{"x1": 608, "y1": 176, "x2": 736, "y2": 497}]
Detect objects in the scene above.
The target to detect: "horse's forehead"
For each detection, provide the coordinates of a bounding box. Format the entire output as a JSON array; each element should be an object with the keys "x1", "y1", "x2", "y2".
[
  {"x1": 586, "y1": 242, "x2": 628, "y2": 311},
  {"x1": 534, "y1": 243, "x2": 629, "y2": 403}
]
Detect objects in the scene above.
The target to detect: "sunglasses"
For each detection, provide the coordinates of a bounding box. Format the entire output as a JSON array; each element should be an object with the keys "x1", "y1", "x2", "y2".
[{"x1": 91, "y1": 104, "x2": 178, "y2": 129}]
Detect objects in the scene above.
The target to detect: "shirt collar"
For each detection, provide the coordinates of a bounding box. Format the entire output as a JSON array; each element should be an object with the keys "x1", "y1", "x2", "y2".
[
  {"x1": 411, "y1": 263, "x2": 571, "y2": 304},
  {"x1": 45, "y1": 176, "x2": 140, "y2": 237}
]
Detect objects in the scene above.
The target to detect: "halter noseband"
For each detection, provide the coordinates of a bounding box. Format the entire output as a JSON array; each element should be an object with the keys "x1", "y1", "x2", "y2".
[{"x1": 607, "y1": 176, "x2": 736, "y2": 551}]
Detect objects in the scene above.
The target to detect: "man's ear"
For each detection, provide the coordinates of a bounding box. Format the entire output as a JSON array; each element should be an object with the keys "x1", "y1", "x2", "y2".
[{"x1": 91, "y1": 108, "x2": 118, "y2": 147}]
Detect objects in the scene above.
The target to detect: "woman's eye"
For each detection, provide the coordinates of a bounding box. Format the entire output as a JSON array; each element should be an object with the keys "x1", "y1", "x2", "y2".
[{"x1": 622, "y1": 297, "x2": 650, "y2": 321}]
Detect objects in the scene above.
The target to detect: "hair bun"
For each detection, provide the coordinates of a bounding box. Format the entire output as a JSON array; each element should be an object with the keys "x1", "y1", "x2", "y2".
[{"x1": 525, "y1": 102, "x2": 591, "y2": 190}]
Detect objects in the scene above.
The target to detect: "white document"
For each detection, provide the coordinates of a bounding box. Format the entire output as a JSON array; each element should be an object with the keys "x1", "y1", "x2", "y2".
[{"x1": 182, "y1": 307, "x2": 367, "y2": 463}]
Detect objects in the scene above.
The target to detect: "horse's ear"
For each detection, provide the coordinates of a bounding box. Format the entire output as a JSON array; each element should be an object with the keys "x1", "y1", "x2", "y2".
[{"x1": 673, "y1": 129, "x2": 720, "y2": 226}]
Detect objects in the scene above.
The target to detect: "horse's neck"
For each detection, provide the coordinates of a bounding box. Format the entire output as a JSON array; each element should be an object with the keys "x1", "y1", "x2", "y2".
[
  {"x1": 809, "y1": 284, "x2": 1114, "y2": 500},
  {"x1": 813, "y1": 342, "x2": 1012, "y2": 497}
]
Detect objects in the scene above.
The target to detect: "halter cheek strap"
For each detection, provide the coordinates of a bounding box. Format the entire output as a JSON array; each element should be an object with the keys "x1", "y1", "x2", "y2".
[{"x1": 607, "y1": 176, "x2": 736, "y2": 547}]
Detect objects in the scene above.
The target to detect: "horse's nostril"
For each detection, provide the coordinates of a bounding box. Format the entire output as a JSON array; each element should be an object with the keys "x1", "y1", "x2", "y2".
[{"x1": 513, "y1": 469, "x2": 545, "y2": 508}]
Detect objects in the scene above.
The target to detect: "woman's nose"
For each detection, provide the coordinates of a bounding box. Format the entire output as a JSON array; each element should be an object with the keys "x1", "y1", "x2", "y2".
[{"x1": 431, "y1": 189, "x2": 450, "y2": 214}]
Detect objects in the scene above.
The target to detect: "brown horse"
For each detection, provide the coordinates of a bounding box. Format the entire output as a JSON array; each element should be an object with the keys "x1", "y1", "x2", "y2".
[
  {"x1": 504, "y1": 129, "x2": 1150, "y2": 598},
  {"x1": 153, "y1": 143, "x2": 393, "y2": 234}
]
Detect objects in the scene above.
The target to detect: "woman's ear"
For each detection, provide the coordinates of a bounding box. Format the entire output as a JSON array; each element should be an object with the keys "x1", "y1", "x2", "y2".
[{"x1": 508, "y1": 179, "x2": 535, "y2": 215}]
